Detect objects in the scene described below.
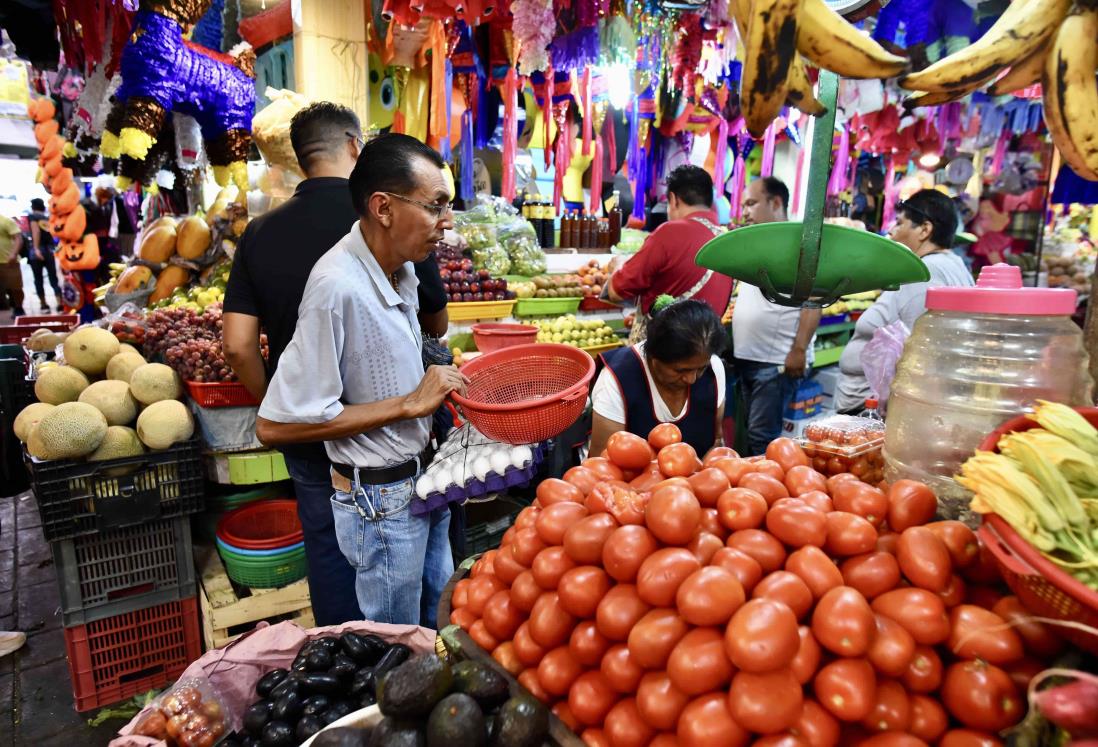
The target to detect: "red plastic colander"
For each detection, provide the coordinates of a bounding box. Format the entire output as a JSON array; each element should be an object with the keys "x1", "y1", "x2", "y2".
[
  {"x1": 450, "y1": 343, "x2": 595, "y2": 445},
  {"x1": 975, "y1": 407, "x2": 1098, "y2": 655},
  {"x1": 216, "y1": 498, "x2": 303, "y2": 550},
  {"x1": 471, "y1": 323, "x2": 538, "y2": 353}
]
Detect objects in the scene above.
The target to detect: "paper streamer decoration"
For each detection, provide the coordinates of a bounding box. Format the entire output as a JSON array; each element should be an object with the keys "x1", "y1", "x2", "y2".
[
  {"x1": 581, "y1": 69, "x2": 593, "y2": 155},
  {"x1": 990, "y1": 130, "x2": 1009, "y2": 177},
  {"x1": 460, "y1": 108, "x2": 475, "y2": 200},
  {"x1": 501, "y1": 68, "x2": 519, "y2": 201},
  {"x1": 881, "y1": 158, "x2": 899, "y2": 230},
  {"x1": 827, "y1": 125, "x2": 850, "y2": 196},
  {"x1": 760, "y1": 119, "x2": 778, "y2": 177}
]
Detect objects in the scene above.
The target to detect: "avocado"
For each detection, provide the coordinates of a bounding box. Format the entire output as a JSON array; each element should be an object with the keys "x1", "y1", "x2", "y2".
[
  {"x1": 492, "y1": 695, "x2": 549, "y2": 747},
  {"x1": 427, "y1": 693, "x2": 487, "y2": 747},
  {"x1": 367, "y1": 717, "x2": 425, "y2": 747},
  {"x1": 451, "y1": 661, "x2": 510, "y2": 709},
  {"x1": 312, "y1": 726, "x2": 371, "y2": 746},
  {"x1": 376, "y1": 654, "x2": 453, "y2": 719}
]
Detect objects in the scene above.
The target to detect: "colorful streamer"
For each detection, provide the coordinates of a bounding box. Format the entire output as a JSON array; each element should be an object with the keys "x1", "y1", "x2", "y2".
[{"x1": 501, "y1": 68, "x2": 518, "y2": 201}]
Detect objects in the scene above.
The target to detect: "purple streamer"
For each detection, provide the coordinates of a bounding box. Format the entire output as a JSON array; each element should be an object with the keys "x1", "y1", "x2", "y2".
[
  {"x1": 827, "y1": 126, "x2": 850, "y2": 196},
  {"x1": 440, "y1": 59, "x2": 453, "y2": 162},
  {"x1": 549, "y1": 26, "x2": 600, "y2": 73},
  {"x1": 460, "y1": 109, "x2": 475, "y2": 201},
  {"x1": 714, "y1": 118, "x2": 729, "y2": 194},
  {"x1": 760, "y1": 121, "x2": 777, "y2": 177}
]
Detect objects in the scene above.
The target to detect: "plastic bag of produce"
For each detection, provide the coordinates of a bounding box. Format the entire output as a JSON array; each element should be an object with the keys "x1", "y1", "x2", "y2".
[
  {"x1": 861, "y1": 319, "x2": 910, "y2": 409},
  {"x1": 497, "y1": 217, "x2": 546, "y2": 276},
  {"x1": 452, "y1": 214, "x2": 497, "y2": 250},
  {"x1": 471, "y1": 243, "x2": 511, "y2": 276},
  {"x1": 129, "y1": 676, "x2": 230, "y2": 747}
]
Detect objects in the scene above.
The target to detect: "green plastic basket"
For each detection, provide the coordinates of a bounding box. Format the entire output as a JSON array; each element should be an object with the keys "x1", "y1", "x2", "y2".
[
  {"x1": 217, "y1": 544, "x2": 307, "y2": 588},
  {"x1": 513, "y1": 297, "x2": 583, "y2": 317}
]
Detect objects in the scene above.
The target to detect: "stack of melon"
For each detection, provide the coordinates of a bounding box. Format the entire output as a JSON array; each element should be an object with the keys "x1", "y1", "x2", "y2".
[{"x1": 14, "y1": 326, "x2": 195, "y2": 462}]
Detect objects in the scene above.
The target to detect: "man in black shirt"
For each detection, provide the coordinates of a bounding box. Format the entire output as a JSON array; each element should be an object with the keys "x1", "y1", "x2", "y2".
[{"x1": 223, "y1": 102, "x2": 448, "y2": 625}]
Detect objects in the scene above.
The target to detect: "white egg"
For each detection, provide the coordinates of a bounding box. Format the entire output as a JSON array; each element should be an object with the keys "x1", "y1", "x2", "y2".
[
  {"x1": 415, "y1": 474, "x2": 434, "y2": 499},
  {"x1": 452, "y1": 460, "x2": 472, "y2": 487},
  {"x1": 489, "y1": 450, "x2": 511, "y2": 475},
  {"x1": 511, "y1": 445, "x2": 533, "y2": 467},
  {"x1": 472, "y1": 455, "x2": 492, "y2": 482}
]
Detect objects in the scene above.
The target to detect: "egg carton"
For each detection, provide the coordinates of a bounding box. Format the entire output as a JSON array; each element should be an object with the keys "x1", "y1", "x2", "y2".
[{"x1": 412, "y1": 442, "x2": 548, "y2": 516}]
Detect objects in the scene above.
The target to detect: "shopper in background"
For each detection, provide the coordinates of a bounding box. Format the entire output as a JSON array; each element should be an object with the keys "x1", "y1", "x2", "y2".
[
  {"x1": 732, "y1": 177, "x2": 821, "y2": 455},
  {"x1": 26, "y1": 198, "x2": 62, "y2": 312},
  {"x1": 0, "y1": 214, "x2": 25, "y2": 317},
  {"x1": 255, "y1": 133, "x2": 464, "y2": 627},
  {"x1": 835, "y1": 189, "x2": 975, "y2": 414},
  {"x1": 589, "y1": 300, "x2": 728, "y2": 457}
]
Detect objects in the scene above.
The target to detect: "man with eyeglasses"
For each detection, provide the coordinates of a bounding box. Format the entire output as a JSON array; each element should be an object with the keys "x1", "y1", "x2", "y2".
[
  {"x1": 223, "y1": 104, "x2": 448, "y2": 626},
  {"x1": 254, "y1": 132, "x2": 465, "y2": 626}
]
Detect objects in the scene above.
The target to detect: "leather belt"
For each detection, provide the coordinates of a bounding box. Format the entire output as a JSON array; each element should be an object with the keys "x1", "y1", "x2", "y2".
[{"x1": 332, "y1": 446, "x2": 433, "y2": 487}]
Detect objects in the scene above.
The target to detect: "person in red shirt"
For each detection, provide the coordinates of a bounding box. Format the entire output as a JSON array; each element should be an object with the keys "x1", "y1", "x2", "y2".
[{"x1": 606, "y1": 165, "x2": 731, "y2": 317}]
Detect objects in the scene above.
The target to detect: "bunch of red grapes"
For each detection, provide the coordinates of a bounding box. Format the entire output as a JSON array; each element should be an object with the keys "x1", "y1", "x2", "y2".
[{"x1": 146, "y1": 302, "x2": 268, "y2": 382}]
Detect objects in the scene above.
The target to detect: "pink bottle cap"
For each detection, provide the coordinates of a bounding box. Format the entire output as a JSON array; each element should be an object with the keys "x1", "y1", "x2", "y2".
[{"x1": 925, "y1": 263, "x2": 1078, "y2": 315}]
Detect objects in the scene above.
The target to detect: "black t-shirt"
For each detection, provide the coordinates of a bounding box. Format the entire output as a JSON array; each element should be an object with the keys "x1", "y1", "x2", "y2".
[{"x1": 224, "y1": 177, "x2": 447, "y2": 462}]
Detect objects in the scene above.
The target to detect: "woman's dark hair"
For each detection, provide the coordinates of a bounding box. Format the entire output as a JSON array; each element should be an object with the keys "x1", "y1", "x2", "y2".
[
  {"x1": 645, "y1": 300, "x2": 727, "y2": 363},
  {"x1": 348, "y1": 133, "x2": 445, "y2": 218},
  {"x1": 898, "y1": 189, "x2": 957, "y2": 248}
]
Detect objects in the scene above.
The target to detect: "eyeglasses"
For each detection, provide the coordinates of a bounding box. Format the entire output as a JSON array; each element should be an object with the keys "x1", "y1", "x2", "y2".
[
  {"x1": 383, "y1": 191, "x2": 453, "y2": 221},
  {"x1": 346, "y1": 131, "x2": 365, "y2": 148}
]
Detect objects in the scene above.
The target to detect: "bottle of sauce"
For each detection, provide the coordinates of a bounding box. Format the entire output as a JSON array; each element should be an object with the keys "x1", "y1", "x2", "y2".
[
  {"x1": 543, "y1": 199, "x2": 557, "y2": 248},
  {"x1": 608, "y1": 191, "x2": 622, "y2": 247},
  {"x1": 562, "y1": 212, "x2": 576, "y2": 249}
]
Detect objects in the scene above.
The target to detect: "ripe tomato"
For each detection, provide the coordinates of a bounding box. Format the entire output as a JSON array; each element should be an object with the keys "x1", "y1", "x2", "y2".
[
  {"x1": 941, "y1": 660, "x2": 1023, "y2": 732},
  {"x1": 637, "y1": 548, "x2": 702, "y2": 607},
  {"x1": 861, "y1": 680, "x2": 911, "y2": 733},
  {"x1": 709, "y1": 548, "x2": 764, "y2": 594},
  {"x1": 871, "y1": 588, "x2": 950, "y2": 645},
  {"x1": 667, "y1": 627, "x2": 735, "y2": 695},
  {"x1": 786, "y1": 546, "x2": 844, "y2": 600},
  {"x1": 887, "y1": 480, "x2": 937, "y2": 531},
  {"x1": 752, "y1": 734, "x2": 810, "y2": 747},
  {"x1": 728, "y1": 668, "x2": 803, "y2": 733},
  {"x1": 636, "y1": 672, "x2": 691, "y2": 731},
  {"x1": 767, "y1": 437, "x2": 810, "y2": 472},
  {"x1": 858, "y1": 735, "x2": 927, "y2": 747},
  {"x1": 687, "y1": 468, "x2": 731, "y2": 507},
  {"x1": 1005, "y1": 656, "x2": 1043, "y2": 690},
  {"x1": 510, "y1": 570, "x2": 542, "y2": 612},
  {"x1": 658, "y1": 442, "x2": 702, "y2": 478},
  {"x1": 909, "y1": 694, "x2": 949, "y2": 743},
  {"x1": 966, "y1": 585, "x2": 1004, "y2": 610},
  {"x1": 947, "y1": 605, "x2": 1024, "y2": 665},
  {"x1": 528, "y1": 592, "x2": 575, "y2": 649},
  {"x1": 702, "y1": 445, "x2": 739, "y2": 466},
  {"x1": 568, "y1": 670, "x2": 618, "y2": 727},
  {"x1": 552, "y1": 701, "x2": 580, "y2": 732},
  {"x1": 825, "y1": 512, "x2": 878, "y2": 557},
  {"x1": 601, "y1": 644, "x2": 645, "y2": 693},
  {"x1": 698, "y1": 508, "x2": 726, "y2": 539},
  {"x1": 646, "y1": 485, "x2": 702, "y2": 545},
  {"x1": 515, "y1": 505, "x2": 540, "y2": 530},
  {"x1": 717, "y1": 487, "x2": 769, "y2": 531},
  {"x1": 766, "y1": 503, "x2": 827, "y2": 548},
  {"x1": 535, "y1": 501, "x2": 588, "y2": 546},
  {"x1": 678, "y1": 692, "x2": 750, "y2": 747},
  {"x1": 687, "y1": 531, "x2": 724, "y2": 565},
  {"x1": 724, "y1": 598, "x2": 800, "y2": 673},
  {"x1": 603, "y1": 525, "x2": 660, "y2": 583},
  {"x1": 813, "y1": 658, "x2": 876, "y2": 722},
  {"x1": 876, "y1": 532, "x2": 900, "y2": 555},
  {"x1": 992, "y1": 596, "x2": 1064, "y2": 658},
  {"x1": 563, "y1": 512, "x2": 619, "y2": 565},
  {"x1": 537, "y1": 645, "x2": 583, "y2": 696},
  {"x1": 569, "y1": 620, "x2": 610, "y2": 666},
  {"x1": 580, "y1": 728, "x2": 610, "y2": 747},
  {"x1": 628, "y1": 608, "x2": 690, "y2": 670},
  {"x1": 629, "y1": 469, "x2": 664, "y2": 492},
  {"x1": 451, "y1": 578, "x2": 472, "y2": 609},
  {"x1": 926, "y1": 520, "x2": 980, "y2": 569},
  {"x1": 811, "y1": 586, "x2": 875, "y2": 657},
  {"x1": 739, "y1": 472, "x2": 790, "y2": 505},
  {"x1": 583, "y1": 457, "x2": 626, "y2": 481},
  {"x1": 649, "y1": 422, "x2": 683, "y2": 450},
  {"x1": 791, "y1": 699, "x2": 840, "y2": 747},
  {"x1": 753, "y1": 571, "x2": 814, "y2": 620},
  {"x1": 676, "y1": 566, "x2": 745, "y2": 626},
  {"x1": 832, "y1": 482, "x2": 889, "y2": 526},
  {"x1": 841, "y1": 552, "x2": 901, "y2": 600},
  {"x1": 518, "y1": 668, "x2": 550, "y2": 703},
  {"x1": 784, "y1": 465, "x2": 828, "y2": 497},
  {"x1": 940, "y1": 730, "x2": 1004, "y2": 747},
  {"x1": 897, "y1": 526, "x2": 953, "y2": 592},
  {"x1": 511, "y1": 527, "x2": 548, "y2": 566},
  {"x1": 712, "y1": 457, "x2": 757, "y2": 487},
  {"x1": 867, "y1": 614, "x2": 916, "y2": 678},
  {"x1": 726, "y1": 529, "x2": 787, "y2": 573},
  {"x1": 450, "y1": 607, "x2": 477, "y2": 630},
  {"x1": 466, "y1": 574, "x2": 505, "y2": 616},
  {"x1": 607, "y1": 431, "x2": 656, "y2": 470},
  {"x1": 531, "y1": 546, "x2": 577, "y2": 591},
  {"x1": 753, "y1": 459, "x2": 787, "y2": 481},
  {"x1": 494, "y1": 545, "x2": 527, "y2": 586},
  {"x1": 901, "y1": 645, "x2": 943, "y2": 693},
  {"x1": 789, "y1": 625, "x2": 822, "y2": 685},
  {"x1": 563, "y1": 466, "x2": 601, "y2": 496},
  {"x1": 469, "y1": 618, "x2": 499, "y2": 651},
  {"x1": 483, "y1": 589, "x2": 526, "y2": 640},
  {"x1": 599, "y1": 483, "x2": 651, "y2": 526},
  {"x1": 536, "y1": 478, "x2": 585, "y2": 506},
  {"x1": 826, "y1": 472, "x2": 859, "y2": 493},
  {"x1": 962, "y1": 535, "x2": 1001, "y2": 584},
  {"x1": 512, "y1": 621, "x2": 547, "y2": 667},
  {"x1": 500, "y1": 526, "x2": 517, "y2": 548},
  {"x1": 798, "y1": 490, "x2": 833, "y2": 514},
  {"x1": 936, "y1": 574, "x2": 967, "y2": 607},
  {"x1": 596, "y1": 584, "x2": 651, "y2": 641},
  {"x1": 557, "y1": 565, "x2": 612, "y2": 618}
]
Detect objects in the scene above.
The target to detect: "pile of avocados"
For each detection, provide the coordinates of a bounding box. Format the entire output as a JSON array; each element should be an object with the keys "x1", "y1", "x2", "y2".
[{"x1": 218, "y1": 632, "x2": 411, "y2": 746}]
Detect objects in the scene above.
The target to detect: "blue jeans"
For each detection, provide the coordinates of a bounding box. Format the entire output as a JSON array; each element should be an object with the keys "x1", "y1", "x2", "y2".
[
  {"x1": 331, "y1": 472, "x2": 453, "y2": 627},
  {"x1": 283, "y1": 455, "x2": 362, "y2": 626},
  {"x1": 734, "y1": 359, "x2": 794, "y2": 456}
]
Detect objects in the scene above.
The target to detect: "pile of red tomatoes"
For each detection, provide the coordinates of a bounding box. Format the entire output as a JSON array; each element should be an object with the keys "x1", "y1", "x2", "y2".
[{"x1": 448, "y1": 425, "x2": 1062, "y2": 747}]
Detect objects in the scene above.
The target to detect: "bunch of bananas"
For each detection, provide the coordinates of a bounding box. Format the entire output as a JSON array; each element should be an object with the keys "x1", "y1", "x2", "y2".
[
  {"x1": 898, "y1": 0, "x2": 1098, "y2": 181},
  {"x1": 731, "y1": 0, "x2": 909, "y2": 137}
]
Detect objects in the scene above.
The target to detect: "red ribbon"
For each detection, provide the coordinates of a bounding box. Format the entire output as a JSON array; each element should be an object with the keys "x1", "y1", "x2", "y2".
[{"x1": 581, "y1": 68, "x2": 592, "y2": 155}]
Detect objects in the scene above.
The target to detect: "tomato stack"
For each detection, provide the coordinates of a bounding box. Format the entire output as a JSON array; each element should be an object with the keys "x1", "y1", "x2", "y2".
[{"x1": 447, "y1": 425, "x2": 1061, "y2": 747}]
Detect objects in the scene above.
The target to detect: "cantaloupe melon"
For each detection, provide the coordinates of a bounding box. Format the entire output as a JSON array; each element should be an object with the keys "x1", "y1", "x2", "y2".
[
  {"x1": 63, "y1": 326, "x2": 120, "y2": 375},
  {"x1": 88, "y1": 426, "x2": 145, "y2": 462},
  {"x1": 78, "y1": 380, "x2": 137, "y2": 426},
  {"x1": 34, "y1": 365, "x2": 90, "y2": 404},
  {"x1": 119, "y1": 343, "x2": 142, "y2": 356},
  {"x1": 148, "y1": 265, "x2": 192, "y2": 305},
  {"x1": 105, "y1": 352, "x2": 147, "y2": 383},
  {"x1": 27, "y1": 402, "x2": 108, "y2": 460},
  {"x1": 129, "y1": 363, "x2": 181, "y2": 404},
  {"x1": 176, "y1": 216, "x2": 211, "y2": 260},
  {"x1": 136, "y1": 400, "x2": 193, "y2": 449},
  {"x1": 14, "y1": 402, "x2": 55, "y2": 442},
  {"x1": 139, "y1": 226, "x2": 177, "y2": 263}
]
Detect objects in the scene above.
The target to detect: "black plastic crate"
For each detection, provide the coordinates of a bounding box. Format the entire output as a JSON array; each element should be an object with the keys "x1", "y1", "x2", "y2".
[
  {"x1": 53, "y1": 516, "x2": 196, "y2": 626},
  {"x1": 28, "y1": 437, "x2": 205, "y2": 542},
  {"x1": 464, "y1": 496, "x2": 529, "y2": 558}
]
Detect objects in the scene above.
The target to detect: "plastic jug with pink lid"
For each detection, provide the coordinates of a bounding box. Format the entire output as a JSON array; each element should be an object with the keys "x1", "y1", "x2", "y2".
[{"x1": 883, "y1": 263, "x2": 1093, "y2": 524}]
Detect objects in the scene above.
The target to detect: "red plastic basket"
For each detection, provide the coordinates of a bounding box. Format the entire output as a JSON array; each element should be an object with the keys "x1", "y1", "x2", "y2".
[
  {"x1": 15, "y1": 314, "x2": 78, "y2": 327},
  {"x1": 216, "y1": 498, "x2": 303, "y2": 550},
  {"x1": 0, "y1": 323, "x2": 71, "y2": 345},
  {"x1": 975, "y1": 407, "x2": 1098, "y2": 655},
  {"x1": 578, "y1": 297, "x2": 619, "y2": 312},
  {"x1": 471, "y1": 323, "x2": 538, "y2": 353},
  {"x1": 185, "y1": 380, "x2": 260, "y2": 408},
  {"x1": 63, "y1": 596, "x2": 201, "y2": 712},
  {"x1": 450, "y1": 343, "x2": 594, "y2": 445}
]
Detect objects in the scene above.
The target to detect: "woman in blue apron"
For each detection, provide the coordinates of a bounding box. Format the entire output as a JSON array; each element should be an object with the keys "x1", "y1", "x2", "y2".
[{"x1": 589, "y1": 300, "x2": 728, "y2": 457}]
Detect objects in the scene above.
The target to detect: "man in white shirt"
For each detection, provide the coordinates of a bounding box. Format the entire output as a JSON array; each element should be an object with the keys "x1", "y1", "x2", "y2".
[{"x1": 732, "y1": 177, "x2": 821, "y2": 455}]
